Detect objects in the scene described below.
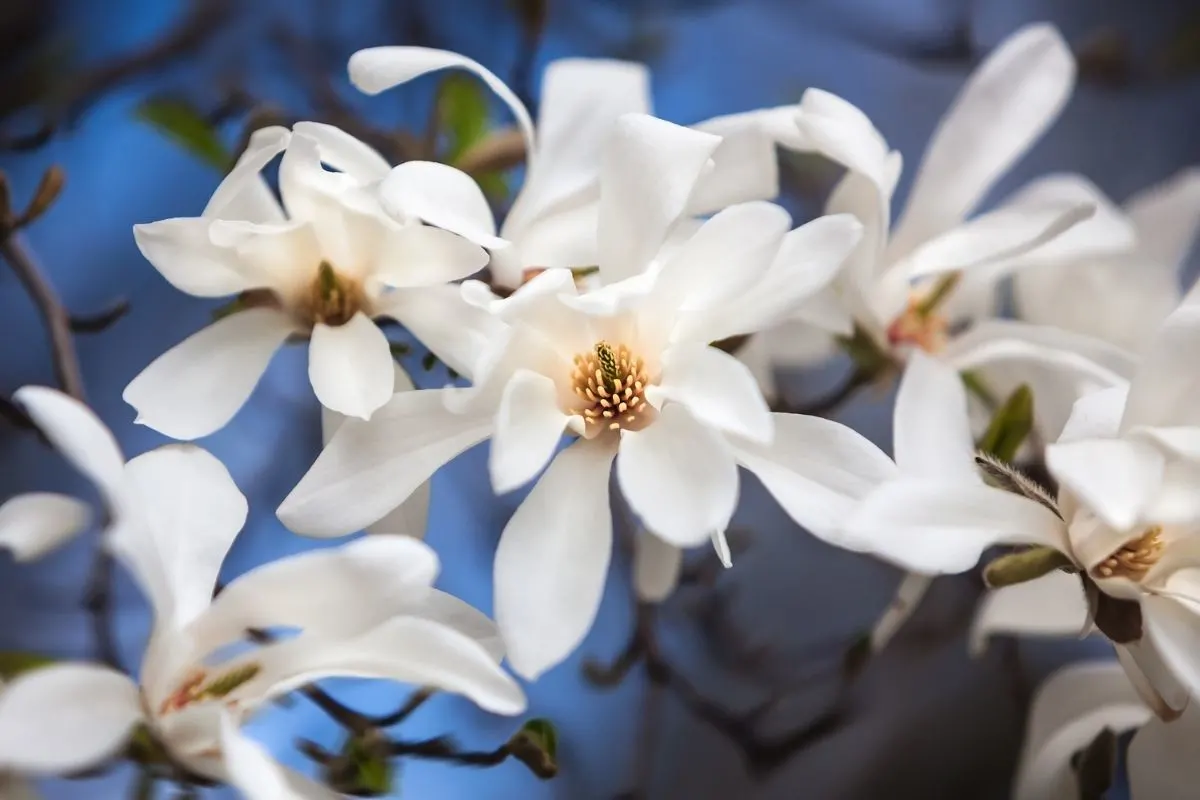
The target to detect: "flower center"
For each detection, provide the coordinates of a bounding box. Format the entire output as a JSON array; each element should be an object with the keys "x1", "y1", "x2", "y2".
[
  {"x1": 571, "y1": 341, "x2": 651, "y2": 432},
  {"x1": 887, "y1": 273, "x2": 960, "y2": 353},
  {"x1": 158, "y1": 662, "x2": 261, "y2": 715},
  {"x1": 1091, "y1": 526, "x2": 1164, "y2": 581},
  {"x1": 298, "y1": 261, "x2": 365, "y2": 327}
]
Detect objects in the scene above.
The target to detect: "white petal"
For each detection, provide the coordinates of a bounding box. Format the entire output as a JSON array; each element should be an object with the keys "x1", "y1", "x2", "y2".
[
  {"x1": 378, "y1": 161, "x2": 504, "y2": 248},
  {"x1": 133, "y1": 219, "x2": 262, "y2": 298},
  {"x1": 1126, "y1": 166, "x2": 1200, "y2": 270},
  {"x1": 969, "y1": 570, "x2": 1088, "y2": 656},
  {"x1": 1116, "y1": 638, "x2": 1192, "y2": 720},
  {"x1": 1046, "y1": 437, "x2": 1165, "y2": 532},
  {"x1": 203, "y1": 126, "x2": 290, "y2": 221},
  {"x1": 376, "y1": 284, "x2": 506, "y2": 381},
  {"x1": 792, "y1": 89, "x2": 895, "y2": 198},
  {"x1": 368, "y1": 223, "x2": 490, "y2": 288},
  {"x1": 195, "y1": 535, "x2": 438, "y2": 653},
  {"x1": 123, "y1": 307, "x2": 296, "y2": 440},
  {"x1": 633, "y1": 532, "x2": 682, "y2": 603},
  {"x1": 1128, "y1": 701, "x2": 1200, "y2": 800},
  {"x1": 597, "y1": 113, "x2": 721, "y2": 283},
  {"x1": 869, "y1": 572, "x2": 934, "y2": 653},
  {"x1": 407, "y1": 589, "x2": 506, "y2": 663},
  {"x1": 1011, "y1": 661, "x2": 1151, "y2": 800},
  {"x1": 887, "y1": 24, "x2": 1074, "y2": 256},
  {"x1": 0, "y1": 493, "x2": 89, "y2": 562},
  {"x1": 504, "y1": 58, "x2": 650, "y2": 238},
  {"x1": 893, "y1": 351, "x2": 976, "y2": 480},
  {"x1": 842, "y1": 480, "x2": 1066, "y2": 574},
  {"x1": 650, "y1": 345, "x2": 772, "y2": 444},
  {"x1": 219, "y1": 715, "x2": 304, "y2": 800},
  {"x1": 278, "y1": 389, "x2": 492, "y2": 537},
  {"x1": 232, "y1": 617, "x2": 526, "y2": 716},
  {"x1": 290, "y1": 121, "x2": 390, "y2": 183},
  {"x1": 116, "y1": 444, "x2": 248, "y2": 630},
  {"x1": 730, "y1": 413, "x2": 899, "y2": 544},
  {"x1": 0, "y1": 664, "x2": 141, "y2": 775},
  {"x1": 495, "y1": 439, "x2": 616, "y2": 679},
  {"x1": 617, "y1": 404, "x2": 738, "y2": 548},
  {"x1": 1057, "y1": 385, "x2": 1130, "y2": 443},
  {"x1": 14, "y1": 387, "x2": 125, "y2": 502},
  {"x1": 1142, "y1": 593, "x2": 1200, "y2": 702},
  {"x1": 308, "y1": 314, "x2": 395, "y2": 421},
  {"x1": 652, "y1": 201, "x2": 791, "y2": 324},
  {"x1": 1123, "y1": 303, "x2": 1200, "y2": 430},
  {"x1": 687, "y1": 107, "x2": 792, "y2": 214},
  {"x1": 348, "y1": 46, "x2": 534, "y2": 159},
  {"x1": 489, "y1": 370, "x2": 569, "y2": 494}
]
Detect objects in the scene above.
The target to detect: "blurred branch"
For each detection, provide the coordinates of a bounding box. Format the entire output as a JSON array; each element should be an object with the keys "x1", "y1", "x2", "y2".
[
  {"x1": 508, "y1": 0, "x2": 548, "y2": 113},
  {"x1": 0, "y1": 0, "x2": 234, "y2": 150}
]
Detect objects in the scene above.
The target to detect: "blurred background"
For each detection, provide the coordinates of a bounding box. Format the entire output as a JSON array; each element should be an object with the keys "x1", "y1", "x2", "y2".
[{"x1": 1, "y1": 0, "x2": 1198, "y2": 797}]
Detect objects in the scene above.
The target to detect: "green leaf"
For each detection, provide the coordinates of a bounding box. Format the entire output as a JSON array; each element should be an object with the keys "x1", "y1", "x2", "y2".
[
  {"x1": 135, "y1": 98, "x2": 231, "y2": 171},
  {"x1": 520, "y1": 719, "x2": 557, "y2": 762},
  {"x1": 344, "y1": 735, "x2": 394, "y2": 796},
  {"x1": 0, "y1": 651, "x2": 54, "y2": 680},
  {"x1": 960, "y1": 369, "x2": 998, "y2": 409},
  {"x1": 508, "y1": 718, "x2": 558, "y2": 779},
  {"x1": 983, "y1": 546, "x2": 1074, "y2": 589},
  {"x1": 437, "y1": 74, "x2": 491, "y2": 164},
  {"x1": 977, "y1": 384, "x2": 1033, "y2": 462}
]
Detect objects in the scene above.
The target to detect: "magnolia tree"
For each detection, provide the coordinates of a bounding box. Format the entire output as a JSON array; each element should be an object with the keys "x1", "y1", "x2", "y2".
[{"x1": 0, "y1": 16, "x2": 1198, "y2": 800}]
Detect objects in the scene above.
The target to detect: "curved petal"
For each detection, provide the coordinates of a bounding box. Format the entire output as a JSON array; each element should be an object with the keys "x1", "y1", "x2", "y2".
[
  {"x1": 1123, "y1": 303, "x2": 1200, "y2": 430},
  {"x1": 194, "y1": 535, "x2": 439, "y2": 652},
  {"x1": 633, "y1": 532, "x2": 682, "y2": 603},
  {"x1": 1012, "y1": 660, "x2": 1150, "y2": 800},
  {"x1": 969, "y1": 570, "x2": 1088, "y2": 656},
  {"x1": 0, "y1": 664, "x2": 141, "y2": 775},
  {"x1": 376, "y1": 284, "x2": 505, "y2": 382},
  {"x1": 688, "y1": 106, "x2": 797, "y2": 214},
  {"x1": 888, "y1": 23, "x2": 1074, "y2": 258},
  {"x1": 116, "y1": 444, "x2": 248, "y2": 630},
  {"x1": 869, "y1": 572, "x2": 934, "y2": 652},
  {"x1": 893, "y1": 351, "x2": 976, "y2": 480},
  {"x1": 1142, "y1": 593, "x2": 1200, "y2": 702},
  {"x1": 134, "y1": 219, "x2": 263, "y2": 298},
  {"x1": 1058, "y1": 386, "x2": 1129, "y2": 444},
  {"x1": 278, "y1": 389, "x2": 492, "y2": 537},
  {"x1": 842, "y1": 480, "x2": 1066, "y2": 574},
  {"x1": 792, "y1": 88, "x2": 894, "y2": 197},
  {"x1": 368, "y1": 223, "x2": 489, "y2": 288},
  {"x1": 290, "y1": 121, "x2": 390, "y2": 183},
  {"x1": 204, "y1": 126, "x2": 290, "y2": 221},
  {"x1": 219, "y1": 715, "x2": 301, "y2": 800},
  {"x1": 1128, "y1": 701, "x2": 1200, "y2": 800},
  {"x1": 495, "y1": 439, "x2": 616, "y2": 679},
  {"x1": 489, "y1": 369, "x2": 569, "y2": 494},
  {"x1": 505, "y1": 58, "x2": 650, "y2": 239},
  {"x1": 14, "y1": 386, "x2": 125, "y2": 501},
  {"x1": 407, "y1": 589, "x2": 505, "y2": 664},
  {"x1": 1116, "y1": 638, "x2": 1192, "y2": 720},
  {"x1": 1126, "y1": 166, "x2": 1200, "y2": 270},
  {"x1": 0, "y1": 493, "x2": 89, "y2": 562},
  {"x1": 308, "y1": 314, "x2": 394, "y2": 421},
  {"x1": 650, "y1": 345, "x2": 772, "y2": 444},
  {"x1": 730, "y1": 412, "x2": 899, "y2": 544},
  {"x1": 597, "y1": 113, "x2": 721, "y2": 284},
  {"x1": 123, "y1": 307, "x2": 296, "y2": 441},
  {"x1": 228, "y1": 617, "x2": 526, "y2": 717},
  {"x1": 378, "y1": 161, "x2": 504, "y2": 248},
  {"x1": 1046, "y1": 437, "x2": 1165, "y2": 533},
  {"x1": 617, "y1": 404, "x2": 738, "y2": 548},
  {"x1": 348, "y1": 46, "x2": 534, "y2": 159}
]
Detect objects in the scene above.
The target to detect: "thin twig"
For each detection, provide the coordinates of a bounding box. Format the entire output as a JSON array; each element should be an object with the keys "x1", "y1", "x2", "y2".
[
  {"x1": 69, "y1": 298, "x2": 131, "y2": 334},
  {"x1": 83, "y1": 549, "x2": 120, "y2": 669},
  {"x1": 386, "y1": 734, "x2": 556, "y2": 779},
  {"x1": 366, "y1": 687, "x2": 434, "y2": 728},
  {"x1": 300, "y1": 687, "x2": 373, "y2": 734}
]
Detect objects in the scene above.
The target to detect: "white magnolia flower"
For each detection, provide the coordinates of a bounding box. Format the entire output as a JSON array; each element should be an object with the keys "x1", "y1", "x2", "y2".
[
  {"x1": 1014, "y1": 167, "x2": 1200, "y2": 354},
  {"x1": 748, "y1": 23, "x2": 1137, "y2": 421},
  {"x1": 842, "y1": 310, "x2": 1200, "y2": 716},
  {"x1": 347, "y1": 46, "x2": 799, "y2": 290},
  {"x1": 278, "y1": 113, "x2": 895, "y2": 679},
  {"x1": 125, "y1": 122, "x2": 492, "y2": 439},
  {"x1": 0, "y1": 386, "x2": 520, "y2": 796},
  {"x1": 0, "y1": 390, "x2": 523, "y2": 796},
  {"x1": 1013, "y1": 660, "x2": 1200, "y2": 800}
]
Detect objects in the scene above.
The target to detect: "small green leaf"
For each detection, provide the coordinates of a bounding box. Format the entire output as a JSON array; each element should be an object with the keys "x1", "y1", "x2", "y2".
[
  {"x1": 135, "y1": 98, "x2": 231, "y2": 171},
  {"x1": 508, "y1": 718, "x2": 558, "y2": 779},
  {"x1": 520, "y1": 718, "x2": 557, "y2": 762},
  {"x1": 983, "y1": 547, "x2": 1074, "y2": 589},
  {"x1": 475, "y1": 171, "x2": 509, "y2": 202},
  {"x1": 960, "y1": 369, "x2": 998, "y2": 409},
  {"x1": 343, "y1": 734, "x2": 394, "y2": 796},
  {"x1": 977, "y1": 384, "x2": 1034, "y2": 462},
  {"x1": 0, "y1": 651, "x2": 54, "y2": 680},
  {"x1": 438, "y1": 74, "x2": 491, "y2": 164}
]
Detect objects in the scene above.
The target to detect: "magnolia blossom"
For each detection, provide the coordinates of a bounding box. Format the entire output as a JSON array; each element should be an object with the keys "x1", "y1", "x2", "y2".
[
  {"x1": 0, "y1": 389, "x2": 523, "y2": 796},
  {"x1": 1013, "y1": 167, "x2": 1200, "y2": 354},
  {"x1": 745, "y1": 24, "x2": 1137, "y2": 425},
  {"x1": 125, "y1": 122, "x2": 493, "y2": 439},
  {"x1": 842, "y1": 309, "x2": 1200, "y2": 716},
  {"x1": 348, "y1": 47, "x2": 805, "y2": 287},
  {"x1": 1013, "y1": 660, "x2": 1198, "y2": 800},
  {"x1": 278, "y1": 113, "x2": 895, "y2": 679}
]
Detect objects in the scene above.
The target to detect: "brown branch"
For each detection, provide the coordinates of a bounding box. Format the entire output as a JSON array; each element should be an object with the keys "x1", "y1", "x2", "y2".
[{"x1": 1, "y1": 0, "x2": 234, "y2": 150}]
